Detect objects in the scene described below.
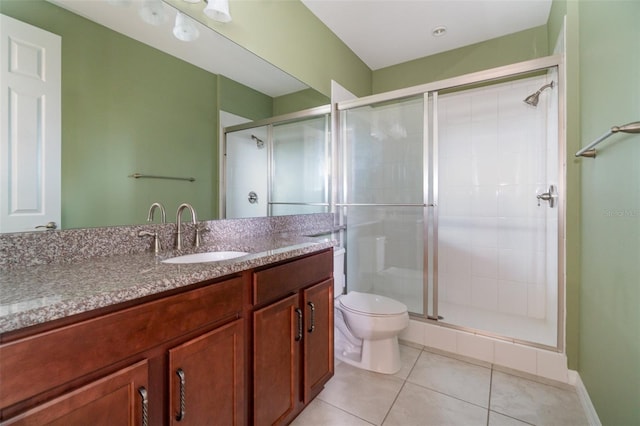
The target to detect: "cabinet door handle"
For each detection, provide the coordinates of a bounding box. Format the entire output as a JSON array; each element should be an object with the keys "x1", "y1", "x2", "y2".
[
  {"x1": 307, "y1": 301, "x2": 316, "y2": 333},
  {"x1": 138, "y1": 387, "x2": 149, "y2": 426},
  {"x1": 176, "y1": 368, "x2": 186, "y2": 421},
  {"x1": 295, "y1": 308, "x2": 303, "y2": 341}
]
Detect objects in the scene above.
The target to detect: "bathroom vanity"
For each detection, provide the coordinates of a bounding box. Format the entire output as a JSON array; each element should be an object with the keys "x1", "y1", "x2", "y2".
[{"x1": 0, "y1": 221, "x2": 335, "y2": 425}]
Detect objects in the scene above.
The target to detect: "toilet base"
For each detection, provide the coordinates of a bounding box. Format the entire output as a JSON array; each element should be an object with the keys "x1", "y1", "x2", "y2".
[{"x1": 336, "y1": 335, "x2": 402, "y2": 374}]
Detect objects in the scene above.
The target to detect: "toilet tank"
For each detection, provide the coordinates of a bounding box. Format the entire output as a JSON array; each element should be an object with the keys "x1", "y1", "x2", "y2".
[{"x1": 333, "y1": 247, "x2": 346, "y2": 296}]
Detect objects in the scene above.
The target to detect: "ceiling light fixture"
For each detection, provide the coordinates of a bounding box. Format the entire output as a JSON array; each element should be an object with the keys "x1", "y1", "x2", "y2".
[
  {"x1": 180, "y1": 0, "x2": 232, "y2": 23},
  {"x1": 204, "y1": 0, "x2": 232, "y2": 23},
  {"x1": 138, "y1": 0, "x2": 168, "y2": 26},
  {"x1": 173, "y1": 11, "x2": 200, "y2": 41},
  {"x1": 432, "y1": 26, "x2": 447, "y2": 37}
]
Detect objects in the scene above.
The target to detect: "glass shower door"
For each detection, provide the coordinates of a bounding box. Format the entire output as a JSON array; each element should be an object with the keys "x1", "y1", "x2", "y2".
[
  {"x1": 271, "y1": 114, "x2": 330, "y2": 215},
  {"x1": 434, "y1": 73, "x2": 559, "y2": 347},
  {"x1": 340, "y1": 97, "x2": 426, "y2": 314}
]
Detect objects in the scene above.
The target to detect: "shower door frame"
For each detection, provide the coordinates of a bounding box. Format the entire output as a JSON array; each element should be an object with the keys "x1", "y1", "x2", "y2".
[{"x1": 336, "y1": 55, "x2": 566, "y2": 351}]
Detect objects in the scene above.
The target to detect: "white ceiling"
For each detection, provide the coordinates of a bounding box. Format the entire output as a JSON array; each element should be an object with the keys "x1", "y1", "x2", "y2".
[
  {"x1": 49, "y1": 0, "x2": 552, "y2": 96},
  {"x1": 301, "y1": 0, "x2": 553, "y2": 70}
]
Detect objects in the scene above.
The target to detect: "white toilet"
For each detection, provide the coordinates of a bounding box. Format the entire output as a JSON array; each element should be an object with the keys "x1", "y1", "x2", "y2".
[{"x1": 333, "y1": 248, "x2": 409, "y2": 374}]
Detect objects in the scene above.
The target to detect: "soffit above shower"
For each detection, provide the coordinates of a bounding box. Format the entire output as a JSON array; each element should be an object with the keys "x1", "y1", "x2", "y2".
[{"x1": 301, "y1": 0, "x2": 553, "y2": 70}]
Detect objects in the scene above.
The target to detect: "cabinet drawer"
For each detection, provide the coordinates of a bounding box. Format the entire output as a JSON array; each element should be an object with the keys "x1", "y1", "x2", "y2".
[
  {"x1": 0, "y1": 277, "x2": 243, "y2": 410},
  {"x1": 253, "y1": 249, "x2": 332, "y2": 306}
]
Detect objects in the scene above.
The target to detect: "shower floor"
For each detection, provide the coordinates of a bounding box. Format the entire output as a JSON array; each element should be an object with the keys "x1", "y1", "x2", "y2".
[{"x1": 437, "y1": 301, "x2": 557, "y2": 347}]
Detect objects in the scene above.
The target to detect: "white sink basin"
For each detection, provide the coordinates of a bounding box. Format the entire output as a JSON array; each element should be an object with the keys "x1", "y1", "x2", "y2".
[{"x1": 162, "y1": 251, "x2": 249, "y2": 264}]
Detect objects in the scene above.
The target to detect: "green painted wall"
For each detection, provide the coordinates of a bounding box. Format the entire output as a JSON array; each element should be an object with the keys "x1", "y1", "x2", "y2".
[
  {"x1": 218, "y1": 75, "x2": 273, "y2": 121},
  {"x1": 371, "y1": 26, "x2": 549, "y2": 93},
  {"x1": 575, "y1": 1, "x2": 640, "y2": 424},
  {"x1": 273, "y1": 88, "x2": 330, "y2": 116},
  {"x1": 165, "y1": 0, "x2": 372, "y2": 98}
]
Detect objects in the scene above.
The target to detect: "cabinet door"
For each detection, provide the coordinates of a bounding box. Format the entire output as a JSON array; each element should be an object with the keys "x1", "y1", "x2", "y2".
[
  {"x1": 302, "y1": 279, "x2": 334, "y2": 403},
  {"x1": 168, "y1": 319, "x2": 245, "y2": 426},
  {"x1": 3, "y1": 360, "x2": 149, "y2": 426},
  {"x1": 253, "y1": 294, "x2": 300, "y2": 426}
]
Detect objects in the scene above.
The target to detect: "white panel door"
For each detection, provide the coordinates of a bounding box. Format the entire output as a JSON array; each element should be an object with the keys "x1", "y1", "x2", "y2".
[{"x1": 0, "y1": 14, "x2": 61, "y2": 233}]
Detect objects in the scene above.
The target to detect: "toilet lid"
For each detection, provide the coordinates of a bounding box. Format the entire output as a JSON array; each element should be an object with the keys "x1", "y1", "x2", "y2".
[{"x1": 339, "y1": 291, "x2": 407, "y2": 316}]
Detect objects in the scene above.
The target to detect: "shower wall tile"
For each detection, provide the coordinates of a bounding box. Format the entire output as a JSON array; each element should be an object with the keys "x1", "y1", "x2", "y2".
[
  {"x1": 471, "y1": 247, "x2": 499, "y2": 278},
  {"x1": 470, "y1": 218, "x2": 499, "y2": 247},
  {"x1": 536, "y1": 351, "x2": 568, "y2": 383},
  {"x1": 400, "y1": 319, "x2": 427, "y2": 347},
  {"x1": 471, "y1": 277, "x2": 499, "y2": 311},
  {"x1": 472, "y1": 186, "x2": 499, "y2": 216},
  {"x1": 424, "y1": 323, "x2": 457, "y2": 353},
  {"x1": 456, "y1": 332, "x2": 495, "y2": 364},
  {"x1": 402, "y1": 320, "x2": 569, "y2": 383},
  {"x1": 494, "y1": 340, "x2": 537, "y2": 375},
  {"x1": 527, "y1": 285, "x2": 547, "y2": 319},
  {"x1": 498, "y1": 281, "x2": 528, "y2": 316}
]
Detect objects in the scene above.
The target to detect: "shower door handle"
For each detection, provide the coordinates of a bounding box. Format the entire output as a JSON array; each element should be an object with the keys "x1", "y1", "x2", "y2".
[{"x1": 536, "y1": 185, "x2": 557, "y2": 208}]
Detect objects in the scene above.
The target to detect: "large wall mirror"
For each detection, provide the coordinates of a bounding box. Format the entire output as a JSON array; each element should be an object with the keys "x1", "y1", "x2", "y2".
[{"x1": 0, "y1": 0, "x2": 329, "y2": 233}]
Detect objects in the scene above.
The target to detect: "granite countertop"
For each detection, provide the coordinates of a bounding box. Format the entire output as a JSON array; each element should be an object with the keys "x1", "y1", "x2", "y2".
[{"x1": 0, "y1": 233, "x2": 335, "y2": 334}]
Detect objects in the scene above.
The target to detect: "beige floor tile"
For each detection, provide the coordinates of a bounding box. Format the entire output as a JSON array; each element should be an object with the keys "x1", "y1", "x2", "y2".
[
  {"x1": 318, "y1": 362, "x2": 404, "y2": 425},
  {"x1": 490, "y1": 371, "x2": 589, "y2": 426},
  {"x1": 383, "y1": 382, "x2": 487, "y2": 426},
  {"x1": 393, "y1": 344, "x2": 422, "y2": 380},
  {"x1": 407, "y1": 350, "x2": 492, "y2": 407},
  {"x1": 488, "y1": 411, "x2": 533, "y2": 425},
  {"x1": 291, "y1": 398, "x2": 375, "y2": 426}
]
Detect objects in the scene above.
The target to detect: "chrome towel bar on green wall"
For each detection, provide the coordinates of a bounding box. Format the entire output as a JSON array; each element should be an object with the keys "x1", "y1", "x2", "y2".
[
  {"x1": 129, "y1": 173, "x2": 196, "y2": 182},
  {"x1": 575, "y1": 121, "x2": 640, "y2": 158}
]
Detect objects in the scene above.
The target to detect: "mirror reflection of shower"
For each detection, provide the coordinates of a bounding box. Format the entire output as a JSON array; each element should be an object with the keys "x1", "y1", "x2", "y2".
[
  {"x1": 251, "y1": 134, "x2": 265, "y2": 148},
  {"x1": 523, "y1": 81, "x2": 555, "y2": 107}
]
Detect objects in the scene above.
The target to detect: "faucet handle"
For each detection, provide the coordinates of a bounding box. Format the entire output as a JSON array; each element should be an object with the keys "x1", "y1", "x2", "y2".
[
  {"x1": 138, "y1": 230, "x2": 162, "y2": 254},
  {"x1": 194, "y1": 225, "x2": 204, "y2": 248}
]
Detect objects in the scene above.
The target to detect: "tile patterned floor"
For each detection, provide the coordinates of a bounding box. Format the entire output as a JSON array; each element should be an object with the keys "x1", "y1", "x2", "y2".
[{"x1": 292, "y1": 345, "x2": 589, "y2": 426}]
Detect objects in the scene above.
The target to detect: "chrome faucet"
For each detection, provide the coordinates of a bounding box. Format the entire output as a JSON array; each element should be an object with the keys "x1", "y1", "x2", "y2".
[
  {"x1": 175, "y1": 203, "x2": 200, "y2": 250},
  {"x1": 147, "y1": 202, "x2": 166, "y2": 224}
]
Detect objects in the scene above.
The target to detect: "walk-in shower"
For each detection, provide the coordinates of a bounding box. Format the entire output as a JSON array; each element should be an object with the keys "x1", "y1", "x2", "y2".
[{"x1": 337, "y1": 56, "x2": 564, "y2": 349}]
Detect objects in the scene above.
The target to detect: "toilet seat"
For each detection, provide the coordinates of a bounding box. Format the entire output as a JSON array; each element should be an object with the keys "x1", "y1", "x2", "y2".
[{"x1": 339, "y1": 291, "x2": 407, "y2": 316}]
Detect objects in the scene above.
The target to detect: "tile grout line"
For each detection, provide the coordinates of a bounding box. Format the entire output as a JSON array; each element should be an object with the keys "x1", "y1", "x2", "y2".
[
  {"x1": 486, "y1": 365, "x2": 494, "y2": 426},
  {"x1": 379, "y1": 347, "x2": 424, "y2": 425}
]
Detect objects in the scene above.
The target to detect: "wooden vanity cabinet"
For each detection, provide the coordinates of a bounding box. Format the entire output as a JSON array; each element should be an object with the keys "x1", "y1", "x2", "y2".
[
  {"x1": 252, "y1": 249, "x2": 334, "y2": 426},
  {"x1": 2, "y1": 360, "x2": 149, "y2": 426},
  {"x1": 0, "y1": 248, "x2": 334, "y2": 425},
  {"x1": 0, "y1": 276, "x2": 245, "y2": 425},
  {"x1": 168, "y1": 319, "x2": 244, "y2": 426}
]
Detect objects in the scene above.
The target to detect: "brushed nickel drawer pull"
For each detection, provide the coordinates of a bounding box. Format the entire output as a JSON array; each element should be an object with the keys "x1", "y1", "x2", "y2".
[
  {"x1": 138, "y1": 387, "x2": 149, "y2": 426},
  {"x1": 295, "y1": 308, "x2": 303, "y2": 341},
  {"x1": 307, "y1": 302, "x2": 316, "y2": 333},
  {"x1": 176, "y1": 368, "x2": 186, "y2": 421}
]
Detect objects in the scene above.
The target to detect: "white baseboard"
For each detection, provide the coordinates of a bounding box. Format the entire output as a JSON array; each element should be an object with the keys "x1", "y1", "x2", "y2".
[{"x1": 568, "y1": 370, "x2": 602, "y2": 426}]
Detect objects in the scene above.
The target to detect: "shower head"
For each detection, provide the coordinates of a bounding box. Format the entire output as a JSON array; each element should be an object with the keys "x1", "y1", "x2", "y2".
[
  {"x1": 523, "y1": 81, "x2": 555, "y2": 107},
  {"x1": 251, "y1": 134, "x2": 265, "y2": 148}
]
